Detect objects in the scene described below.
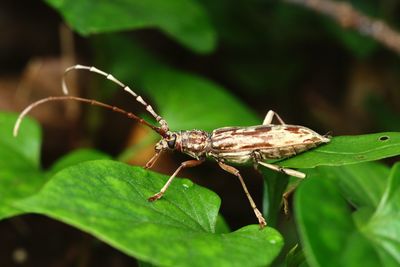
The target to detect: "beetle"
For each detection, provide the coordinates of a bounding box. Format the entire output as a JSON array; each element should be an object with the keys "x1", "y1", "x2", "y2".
[{"x1": 14, "y1": 65, "x2": 330, "y2": 228}]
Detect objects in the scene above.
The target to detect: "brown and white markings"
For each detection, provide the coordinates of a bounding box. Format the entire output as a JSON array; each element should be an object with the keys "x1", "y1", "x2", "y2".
[{"x1": 13, "y1": 65, "x2": 330, "y2": 229}]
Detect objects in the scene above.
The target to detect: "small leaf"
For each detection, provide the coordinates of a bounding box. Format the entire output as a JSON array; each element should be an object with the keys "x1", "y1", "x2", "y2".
[
  {"x1": 17, "y1": 160, "x2": 283, "y2": 267},
  {"x1": 278, "y1": 133, "x2": 400, "y2": 168},
  {"x1": 295, "y1": 163, "x2": 400, "y2": 267},
  {"x1": 286, "y1": 244, "x2": 306, "y2": 267},
  {"x1": 0, "y1": 112, "x2": 44, "y2": 220},
  {"x1": 366, "y1": 163, "x2": 400, "y2": 266},
  {"x1": 0, "y1": 112, "x2": 41, "y2": 167},
  {"x1": 295, "y1": 176, "x2": 381, "y2": 267},
  {"x1": 45, "y1": 0, "x2": 216, "y2": 53}
]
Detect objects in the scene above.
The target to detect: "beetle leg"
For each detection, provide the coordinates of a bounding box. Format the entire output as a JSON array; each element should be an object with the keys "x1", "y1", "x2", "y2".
[
  {"x1": 217, "y1": 161, "x2": 267, "y2": 229},
  {"x1": 251, "y1": 150, "x2": 262, "y2": 171},
  {"x1": 144, "y1": 151, "x2": 162, "y2": 169},
  {"x1": 258, "y1": 161, "x2": 305, "y2": 178},
  {"x1": 148, "y1": 159, "x2": 204, "y2": 201},
  {"x1": 263, "y1": 110, "x2": 286, "y2": 125},
  {"x1": 282, "y1": 183, "x2": 299, "y2": 215}
]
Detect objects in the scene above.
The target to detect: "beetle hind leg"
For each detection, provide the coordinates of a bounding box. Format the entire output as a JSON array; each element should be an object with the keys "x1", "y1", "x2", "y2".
[
  {"x1": 263, "y1": 110, "x2": 286, "y2": 125},
  {"x1": 257, "y1": 161, "x2": 304, "y2": 216},
  {"x1": 282, "y1": 184, "x2": 299, "y2": 215},
  {"x1": 217, "y1": 161, "x2": 267, "y2": 229}
]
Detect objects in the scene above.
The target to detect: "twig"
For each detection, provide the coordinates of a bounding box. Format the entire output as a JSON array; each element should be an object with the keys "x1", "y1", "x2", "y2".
[{"x1": 284, "y1": 0, "x2": 400, "y2": 55}]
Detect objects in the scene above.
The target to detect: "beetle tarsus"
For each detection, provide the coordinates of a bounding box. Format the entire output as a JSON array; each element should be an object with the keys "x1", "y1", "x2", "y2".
[
  {"x1": 255, "y1": 209, "x2": 267, "y2": 229},
  {"x1": 148, "y1": 193, "x2": 163, "y2": 202}
]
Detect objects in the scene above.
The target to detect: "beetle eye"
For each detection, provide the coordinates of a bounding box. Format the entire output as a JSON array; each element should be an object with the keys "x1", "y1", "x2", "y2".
[{"x1": 167, "y1": 135, "x2": 176, "y2": 149}]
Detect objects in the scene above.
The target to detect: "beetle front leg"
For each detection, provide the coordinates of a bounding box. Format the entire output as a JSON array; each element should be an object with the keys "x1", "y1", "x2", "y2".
[
  {"x1": 263, "y1": 110, "x2": 286, "y2": 125},
  {"x1": 148, "y1": 159, "x2": 204, "y2": 201},
  {"x1": 217, "y1": 161, "x2": 267, "y2": 229},
  {"x1": 144, "y1": 150, "x2": 162, "y2": 169}
]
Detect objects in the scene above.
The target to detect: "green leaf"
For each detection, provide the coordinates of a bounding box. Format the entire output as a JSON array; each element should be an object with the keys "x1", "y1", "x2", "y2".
[
  {"x1": 0, "y1": 112, "x2": 41, "y2": 167},
  {"x1": 286, "y1": 244, "x2": 306, "y2": 267},
  {"x1": 295, "y1": 176, "x2": 381, "y2": 267},
  {"x1": 295, "y1": 163, "x2": 400, "y2": 267},
  {"x1": 366, "y1": 163, "x2": 400, "y2": 266},
  {"x1": 141, "y1": 66, "x2": 260, "y2": 131},
  {"x1": 278, "y1": 132, "x2": 400, "y2": 168},
  {"x1": 214, "y1": 214, "x2": 230, "y2": 234},
  {"x1": 0, "y1": 112, "x2": 44, "y2": 220},
  {"x1": 17, "y1": 160, "x2": 283, "y2": 266},
  {"x1": 94, "y1": 36, "x2": 259, "y2": 131},
  {"x1": 307, "y1": 162, "x2": 390, "y2": 209},
  {"x1": 49, "y1": 148, "x2": 111, "y2": 174},
  {"x1": 45, "y1": 0, "x2": 216, "y2": 53},
  {"x1": 0, "y1": 113, "x2": 114, "y2": 220},
  {"x1": 138, "y1": 260, "x2": 157, "y2": 267},
  {"x1": 332, "y1": 162, "x2": 389, "y2": 209}
]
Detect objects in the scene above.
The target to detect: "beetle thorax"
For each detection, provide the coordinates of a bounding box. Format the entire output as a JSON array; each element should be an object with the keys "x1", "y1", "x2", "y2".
[{"x1": 178, "y1": 130, "x2": 210, "y2": 159}]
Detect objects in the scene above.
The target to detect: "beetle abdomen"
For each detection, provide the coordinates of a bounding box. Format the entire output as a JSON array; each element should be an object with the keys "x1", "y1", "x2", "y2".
[{"x1": 208, "y1": 125, "x2": 329, "y2": 163}]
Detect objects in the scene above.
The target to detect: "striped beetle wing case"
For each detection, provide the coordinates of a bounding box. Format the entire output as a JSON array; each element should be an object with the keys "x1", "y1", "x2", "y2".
[{"x1": 207, "y1": 125, "x2": 330, "y2": 164}]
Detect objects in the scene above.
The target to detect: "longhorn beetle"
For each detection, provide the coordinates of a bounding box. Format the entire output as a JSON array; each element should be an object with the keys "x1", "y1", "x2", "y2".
[{"x1": 13, "y1": 65, "x2": 330, "y2": 228}]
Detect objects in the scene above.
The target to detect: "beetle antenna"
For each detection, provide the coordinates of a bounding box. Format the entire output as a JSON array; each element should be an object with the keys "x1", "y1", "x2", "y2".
[
  {"x1": 62, "y1": 64, "x2": 169, "y2": 132},
  {"x1": 13, "y1": 96, "x2": 168, "y2": 138}
]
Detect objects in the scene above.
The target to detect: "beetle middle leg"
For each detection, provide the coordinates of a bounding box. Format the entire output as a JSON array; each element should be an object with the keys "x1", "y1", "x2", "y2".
[
  {"x1": 257, "y1": 161, "x2": 305, "y2": 179},
  {"x1": 148, "y1": 159, "x2": 205, "y2": 201},
  {"x1": 217, "y1": 161, "x2": 267, "y2": 229}
]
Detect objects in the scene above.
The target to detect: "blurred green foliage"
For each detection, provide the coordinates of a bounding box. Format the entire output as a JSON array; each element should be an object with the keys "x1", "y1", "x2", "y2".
[
  {"x1": 296, "y1": 163, "x2": 400, "y2": 267},
  {"x1": 45, "y1": 0, "x2": 216, "y2": 53}
]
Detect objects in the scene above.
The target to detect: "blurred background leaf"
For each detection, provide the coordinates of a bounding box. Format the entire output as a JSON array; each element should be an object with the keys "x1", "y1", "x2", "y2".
[
  {"x1": 0, "y1": 113, "x2": 113, "y2": 220},
  {"x1": 295, "y1": 162, "x2": 400, "y2": 267},
  {"x1": 0, "y1": 113, "x2": 44, "y2": 220},
  {"x1": 92, "y1": 35, "x2": 259, "y2": 131},
  {"x1": 45, "y1": 0, "x2": 216, "y2": 53}
]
